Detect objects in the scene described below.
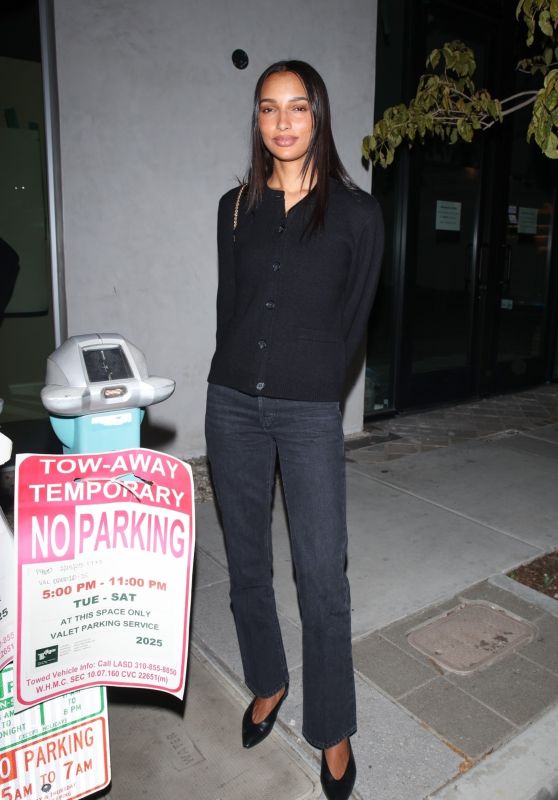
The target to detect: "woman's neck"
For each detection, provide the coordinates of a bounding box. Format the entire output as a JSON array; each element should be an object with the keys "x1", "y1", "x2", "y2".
[{"x1": 267, "y1": 160, "x2": 315, "y2": 196}]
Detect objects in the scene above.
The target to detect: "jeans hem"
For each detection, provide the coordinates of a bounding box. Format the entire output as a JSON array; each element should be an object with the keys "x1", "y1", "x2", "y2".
[
  {"x1": 245, "y1": 677, "x2": 289, "y2": 699},
  {"x1": 302, "y1": 724, "x2": 357, "y2": 750}
]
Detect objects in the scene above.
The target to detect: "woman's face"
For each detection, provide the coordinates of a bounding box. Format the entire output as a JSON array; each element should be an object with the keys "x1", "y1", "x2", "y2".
[{"x1": 258, "y1": 71, "x2": 313, "y2": 167}]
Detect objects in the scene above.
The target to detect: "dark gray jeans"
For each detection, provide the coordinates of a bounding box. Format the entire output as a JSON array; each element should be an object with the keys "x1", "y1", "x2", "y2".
[{"x1": 205, "y1": 383, "x2": 356, "y2": 748}]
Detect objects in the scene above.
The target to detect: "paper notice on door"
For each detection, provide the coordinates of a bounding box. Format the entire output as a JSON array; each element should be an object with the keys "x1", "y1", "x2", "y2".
[
  {"x1": 518, "y1": 207, "x2": 538, "y2": 234},
  {"x1": 435, "y1": 200, "x2": 462, "y2": 231}
]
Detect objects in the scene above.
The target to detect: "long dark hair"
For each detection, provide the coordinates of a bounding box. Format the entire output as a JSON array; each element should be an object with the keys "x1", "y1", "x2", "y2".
[{"x1": 244, "y1": 60, "x2": 355, "y2": 233}]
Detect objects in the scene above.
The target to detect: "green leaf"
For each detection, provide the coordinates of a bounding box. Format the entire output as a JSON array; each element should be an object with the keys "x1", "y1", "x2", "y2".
[
  {"x1": 543, "y1": 130, "x2": 558, "y2": 157},
  {"x1": 428, "y1": 48, "x2": 441, "y2": 69},
  {"x1": 539, "y1": 9, "x2": 554, "y2": 36},
  {"x1": 457, "y1": 118, "x2": 474, "y2": 142}
]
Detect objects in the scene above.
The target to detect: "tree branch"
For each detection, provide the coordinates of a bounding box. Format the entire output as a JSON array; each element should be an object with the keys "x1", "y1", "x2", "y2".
[
  {"x1": 363, "y1": 20, "x2": 558, "y2": 167},
  {"x1": 517, "y1": 62, "x2": 558, "y2": 73},
  {"x1": 500, "y1": 90, "x2": 540, "y2": 105}
]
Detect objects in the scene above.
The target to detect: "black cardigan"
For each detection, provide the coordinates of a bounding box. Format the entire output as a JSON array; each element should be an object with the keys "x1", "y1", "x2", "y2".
[{"x1": 208, "y1": 178, "x2": 384, "y2": 402}]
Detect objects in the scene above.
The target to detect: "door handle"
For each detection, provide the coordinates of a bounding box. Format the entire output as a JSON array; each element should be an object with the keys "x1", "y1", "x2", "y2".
[
  {"x1": 501, "y1": 244, "x2": 512, "y2": 285},
  {"x1": 477, "y1": 244, "x2": 490, "y2": 291}
]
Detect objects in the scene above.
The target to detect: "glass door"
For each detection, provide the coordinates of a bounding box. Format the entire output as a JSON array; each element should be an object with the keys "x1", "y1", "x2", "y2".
[
  {"x1": 396, "y1": 0, "x2": 500, "y2": 408},
  {"x1": 392, "y1": 0, "x2": 558, "y2": 410},
  {"x1": 486, "y1": 75, "x2": 557, "y2": 392},
  {"x1": 399, "y1": 140, "x2": 483, "y2": 405}
]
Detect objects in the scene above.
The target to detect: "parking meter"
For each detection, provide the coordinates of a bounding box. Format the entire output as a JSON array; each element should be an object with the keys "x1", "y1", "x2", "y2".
[{"x1": 41, "y1": 334, "x2": 175, "y2": 453}]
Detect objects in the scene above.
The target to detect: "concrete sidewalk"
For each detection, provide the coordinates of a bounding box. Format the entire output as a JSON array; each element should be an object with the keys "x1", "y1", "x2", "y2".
[{"x1": 102, "y1": 386, "x2": 558, "y2": 800}]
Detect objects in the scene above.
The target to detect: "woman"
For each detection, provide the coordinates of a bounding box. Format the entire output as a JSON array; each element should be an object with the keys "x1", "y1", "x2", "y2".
[{"x1": 206, "y1": 60, "x2": 383, "y2": 800}]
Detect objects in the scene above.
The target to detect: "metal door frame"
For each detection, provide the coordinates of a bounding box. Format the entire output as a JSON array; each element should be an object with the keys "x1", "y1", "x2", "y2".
[{"x1": 39, "y1": 0, "x2": 66, "y2": 348}]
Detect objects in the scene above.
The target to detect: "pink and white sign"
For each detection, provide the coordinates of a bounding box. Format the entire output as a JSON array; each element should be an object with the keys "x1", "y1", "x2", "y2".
[
  {"x1": 15, "y1": 449, "x2": 195, "y2": 708},
  {"x1": 0, "y1": 510, "x2": 15, "y2": 671}
]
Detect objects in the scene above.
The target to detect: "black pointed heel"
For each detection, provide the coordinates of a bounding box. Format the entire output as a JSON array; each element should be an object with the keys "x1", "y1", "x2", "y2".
[
  {"x1": 242, "y1": 685, "x2": 289, "y2": 749},
  {"x1": 320, "y1": 739, "x2": 356, "y2": 800}
]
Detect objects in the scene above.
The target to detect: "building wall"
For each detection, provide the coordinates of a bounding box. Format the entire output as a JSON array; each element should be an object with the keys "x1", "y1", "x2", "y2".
[{"x1": 52, "y1": 0, "x2": 379, "y2": 457}]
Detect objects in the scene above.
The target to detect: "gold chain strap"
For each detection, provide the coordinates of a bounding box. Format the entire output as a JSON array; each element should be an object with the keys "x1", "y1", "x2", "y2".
[{"x1": 233, "y1": 184, "x2": 246, "y2": 231}]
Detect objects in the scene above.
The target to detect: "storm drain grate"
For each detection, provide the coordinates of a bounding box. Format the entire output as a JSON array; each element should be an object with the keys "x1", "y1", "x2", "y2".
[{"x1": 406, "y1": 602, "x2": 535, "y2": 674}]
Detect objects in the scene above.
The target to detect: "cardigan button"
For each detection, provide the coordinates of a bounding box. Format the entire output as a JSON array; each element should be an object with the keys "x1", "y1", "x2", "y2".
[
  {"x1": 256, "y1": 382, "x2": 265, "y2": 391},
  {"x1": 258, "y1": 339, "x2": 267, "y2": 349},
  {"x1": 277, "y1": 225, "x2": 285, "y2": 233},
  {"x1": 272, "y1": 261, "x2": 281, "y2": 272},
  {"x1": 265, "y1": 301, "x2": 275, "y2": 310}
]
